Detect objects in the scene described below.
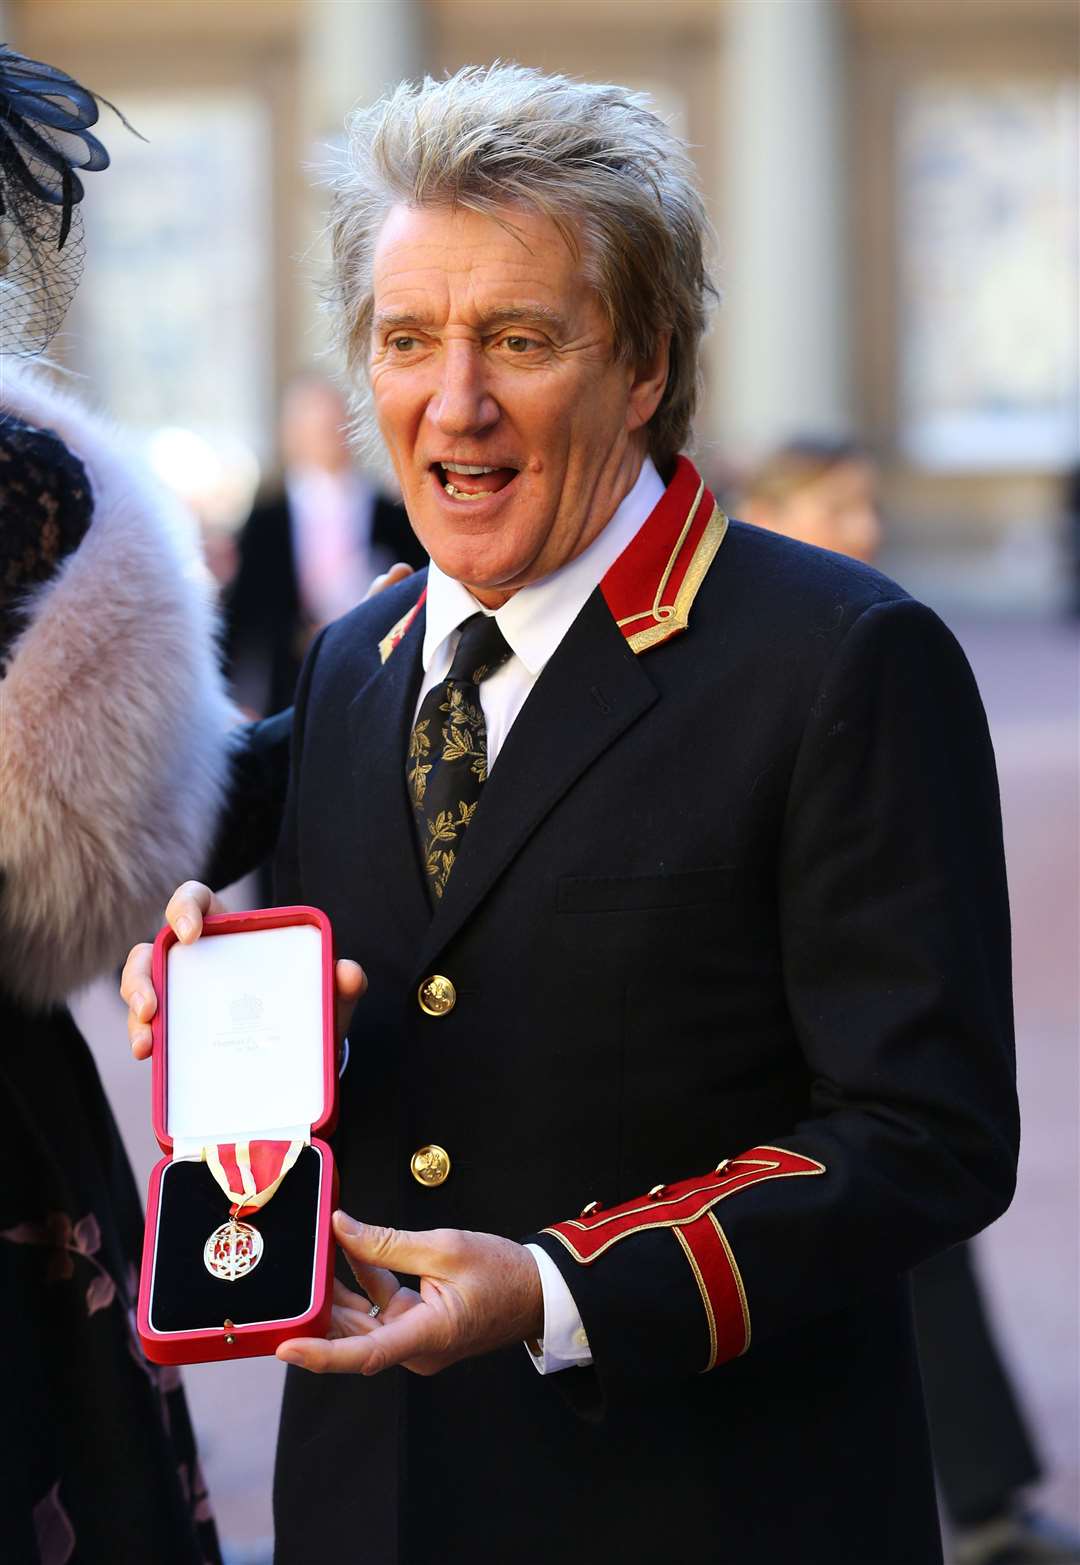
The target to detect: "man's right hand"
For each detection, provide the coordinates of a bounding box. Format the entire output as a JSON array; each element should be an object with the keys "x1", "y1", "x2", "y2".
[{"x1": 120, "y1": 879, "x2": 367, "y2": 1059}]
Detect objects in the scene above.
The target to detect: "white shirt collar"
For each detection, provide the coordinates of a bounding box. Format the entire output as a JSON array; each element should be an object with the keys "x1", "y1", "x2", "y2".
[{"x1": 422, "y1": 456, "x2": 666, "y2": 677}]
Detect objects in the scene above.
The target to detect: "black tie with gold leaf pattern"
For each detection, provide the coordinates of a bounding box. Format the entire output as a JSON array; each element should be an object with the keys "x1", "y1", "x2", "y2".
[{"x1": 407, "y1": 612, "x2": 513, "y2": 903}]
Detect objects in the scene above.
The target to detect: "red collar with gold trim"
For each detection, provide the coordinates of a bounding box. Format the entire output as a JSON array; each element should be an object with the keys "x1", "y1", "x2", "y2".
[
  {"x1": 600, "y1": 455, "x2": 728, "y2": 655},
  {"x1": 378, "y1": 457, "x2": 727, "y2": 665}
]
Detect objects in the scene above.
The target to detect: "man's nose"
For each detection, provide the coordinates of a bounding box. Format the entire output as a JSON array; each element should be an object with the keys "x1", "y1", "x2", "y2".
[{"x1": 428, "y1": 342, "x2": 499, "y2": 437}]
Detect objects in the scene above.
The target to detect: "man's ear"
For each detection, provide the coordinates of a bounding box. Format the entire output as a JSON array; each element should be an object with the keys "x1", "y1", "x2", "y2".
[{"x1": 625, "y1": 331, "x2": 672, "y2": 434}]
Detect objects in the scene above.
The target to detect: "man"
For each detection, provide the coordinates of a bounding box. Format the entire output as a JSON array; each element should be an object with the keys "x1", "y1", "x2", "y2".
[
  {"x1": 742, "y1": 437, "x2": 1080, "y2": 1565},
  {"x1": 224, "y1": 371, "x2": 426, "y2": 716},
  {"x1": 124, "y1": 65, "x2": 1017, "y2": 1564}
]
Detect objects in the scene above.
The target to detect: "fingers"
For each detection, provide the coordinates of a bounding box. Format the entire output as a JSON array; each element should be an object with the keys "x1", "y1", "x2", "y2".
[
  {"x1": 164, "y1": 880, "x2": 220, "y2": 944},
  {"x1": 122, "y1": 881, "x2": 222, "y2": 1059},
  {"x1": 123, "y1": 894, "x2": 363, "y2": 1062},
  {"x1": 121, "y1": 942, "x2": 157, "y2": 1059},
  {"x1": 328, "y1": 1279, "x2": 387, "y2": 1338},
  {"x1": 278, "y1": 1303, "x2": 445, "y2": 1376},
  {"x1": 331, "y1": 1212, "x2": 447, "y2": 1281},
  {"x1": 333, "y1": 1213, "x2": 399, "y2": 1307},
  {"x1": 334, "y1": 959, "x2": 367, "y2": 1050},
  {"x1": 340, "y1": 1259, "x2": 398, "y2": 1310},
  {"x1": 278, "y1": 1335, "x2": 376, "y2": 1374},
  {"x1": 283, "y1": 1222, "x2": 542, "y2": 1377},
  {"x1": 363, "y1": 562, "x2": 414, "y2": 601},
  {"x1": 334, "y1": 1277, "x2": 375, "y2": 1311}
]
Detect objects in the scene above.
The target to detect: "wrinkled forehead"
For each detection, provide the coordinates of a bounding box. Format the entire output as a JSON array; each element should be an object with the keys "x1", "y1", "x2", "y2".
[{"x1": 370, "y1": 200, "x2": 596, "y2": 333}]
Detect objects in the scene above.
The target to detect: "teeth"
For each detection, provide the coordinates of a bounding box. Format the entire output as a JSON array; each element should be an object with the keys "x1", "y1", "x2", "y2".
[
  {"x1": 445, "y1": 482, "x2": 487, "y2": 499},
  {"x1": 444, "y1": 463, "x2": 497, "y2": 475}
]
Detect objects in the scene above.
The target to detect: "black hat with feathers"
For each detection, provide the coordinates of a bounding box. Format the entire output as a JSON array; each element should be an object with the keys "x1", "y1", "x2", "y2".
[{"x1": 0, "y1": 45, "x2": 138, "y2": 355}]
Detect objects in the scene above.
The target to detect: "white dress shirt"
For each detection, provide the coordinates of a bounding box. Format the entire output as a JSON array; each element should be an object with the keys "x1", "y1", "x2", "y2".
[{"x1": 415, "y1": 456, "x2": 666, "y2": 1373}]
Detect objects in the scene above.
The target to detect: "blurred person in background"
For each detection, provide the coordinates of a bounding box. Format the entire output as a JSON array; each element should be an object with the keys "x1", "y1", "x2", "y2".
[
  {"x1": 124, "y1": 66, "x2": 1019, "y2": 1565},
  {"x1": 224, "y1": 370, "x2": 426, "y2": 718},
  {"x1": 739, "y1": 436, "x2": 882, "y2": 563},
  {"x1": 0, "y1": 46, "x2": 235, "y2": 1564},
  {"x1": 741, "y1": 437, "x2": 1080, "y2": 1565},
  {"x1": 1064, "y1": 464, "x2": 1080, "y2": 619}
]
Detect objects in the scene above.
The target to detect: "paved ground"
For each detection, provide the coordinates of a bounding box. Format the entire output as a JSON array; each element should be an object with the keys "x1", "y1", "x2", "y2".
[{"x1": 73, "y1": 610, "x2": 1079, "y2": 1562}]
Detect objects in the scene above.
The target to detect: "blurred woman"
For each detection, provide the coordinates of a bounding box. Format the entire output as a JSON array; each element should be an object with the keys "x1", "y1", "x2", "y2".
[{"x1": 0, "y1": 48, "x2": 232, "y2": 1563}]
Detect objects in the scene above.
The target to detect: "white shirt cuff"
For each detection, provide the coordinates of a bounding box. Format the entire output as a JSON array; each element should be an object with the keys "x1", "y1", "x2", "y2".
[{"x1": 523, "y1": 1242, "x2": 593, "y2": 1374}]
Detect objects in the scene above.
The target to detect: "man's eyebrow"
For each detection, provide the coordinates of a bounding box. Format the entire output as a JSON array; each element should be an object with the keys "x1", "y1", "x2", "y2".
[
  {"x1": 372, "y1": 305, "x2": 568, "y2": 335},
  {"x1": 475, "y1": 306, "x2": 568, "y2": 333},
  {"x1": 372, "y1": 310, "x2": 438, "y2": 333}
]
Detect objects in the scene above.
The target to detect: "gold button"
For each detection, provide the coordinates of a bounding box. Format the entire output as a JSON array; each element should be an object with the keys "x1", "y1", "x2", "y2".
[
  {"x1": 411, "y1": 1144, "x2": 451, "y2": 1187},
  {"x1": 418, "y1": 975, "x2": 456, "y2": 1016}
]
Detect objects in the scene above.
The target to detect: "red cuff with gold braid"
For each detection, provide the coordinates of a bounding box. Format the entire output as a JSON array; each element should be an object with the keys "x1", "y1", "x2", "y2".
[{"x1": 541, "y1": 1145, "x2": 825, "y2": 1372}]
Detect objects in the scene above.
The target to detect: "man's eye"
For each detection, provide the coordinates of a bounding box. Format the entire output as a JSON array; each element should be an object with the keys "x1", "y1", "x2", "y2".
[
  {"x1": 390, "y1": 335, "x2": 418, "y2": 352},
  {"x1": 501, "y1": 335, "x2": 538, "y2": 354}
]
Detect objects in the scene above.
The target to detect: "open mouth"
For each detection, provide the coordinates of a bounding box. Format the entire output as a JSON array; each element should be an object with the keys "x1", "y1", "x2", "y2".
[{"x1": 433, "y1": 462, "x2": 520, "y2": 501}]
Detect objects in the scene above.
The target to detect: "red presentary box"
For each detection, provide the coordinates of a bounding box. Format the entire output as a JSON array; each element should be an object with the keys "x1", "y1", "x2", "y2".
[{"x1": 137, "y1": 906, "x2": 339, "y2": 1364}]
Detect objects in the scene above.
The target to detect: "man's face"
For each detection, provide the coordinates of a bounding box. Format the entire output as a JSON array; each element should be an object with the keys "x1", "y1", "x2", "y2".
[{"x1": 369, "y1": 202, "x2": 665, "y2": 607}]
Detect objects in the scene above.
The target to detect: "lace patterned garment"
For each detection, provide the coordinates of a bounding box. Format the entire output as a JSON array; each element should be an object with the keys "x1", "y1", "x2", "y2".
[{"x1": 0, "y1": 412, "x2": 93, "y2": 671}]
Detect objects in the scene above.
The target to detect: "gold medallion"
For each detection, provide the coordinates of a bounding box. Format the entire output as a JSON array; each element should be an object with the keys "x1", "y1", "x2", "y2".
[{"x1": 203, "y1": 1218, "x2": 263, "y2": 1282}]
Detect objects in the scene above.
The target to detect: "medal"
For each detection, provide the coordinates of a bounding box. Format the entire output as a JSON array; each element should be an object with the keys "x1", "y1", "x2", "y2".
[
  {"x1": 204, "y1": 1218, "x2": 264, "y2": 1281},
  {"x1": 201, "y1": 1138, "x2": 303, "y2": 1283}
]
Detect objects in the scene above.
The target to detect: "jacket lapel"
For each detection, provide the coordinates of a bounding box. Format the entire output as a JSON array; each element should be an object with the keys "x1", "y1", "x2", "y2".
[
  {"x1": 345, "y1": 606, "x2": 430, "y2": 940},
  {"x1": 412, "y1": 590, "x2": 658, "y2": 976},
  {"x1": 375, "y1": 457, "x2": 728, "y2": 972}
]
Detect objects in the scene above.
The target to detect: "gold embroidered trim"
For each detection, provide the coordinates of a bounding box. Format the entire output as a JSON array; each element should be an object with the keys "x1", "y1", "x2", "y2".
[
  {"x1": 540, "y1": 1146, "x2": 825, "y2": 1264},
  {"x1": 379, "y1": 605, "x2": 419, "y2": 664},
  {"x1": 542, "y1": 1215, "x2": 699, "y2": 1264},
  {"x1": 553, "y1": 1173, "x2": 743, "y2": 1233},
  {"x1": 619, "y1": 499, "x2": 730, "y2": 655},
  {"x1": 616, "y1": 479, "x2": 706, "y2": 631},
  {"x1": 673, "y1": 1223, "x2": 718, "y2": 1373},
  {"x1": 709, "y1": 1213, "x2": 751, "y2": 1357}
]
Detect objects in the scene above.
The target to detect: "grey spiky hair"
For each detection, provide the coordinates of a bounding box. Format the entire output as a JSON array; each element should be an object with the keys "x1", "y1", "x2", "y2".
[{"x1": 328, "y1": 62, "x2": 718, "y2": 471}]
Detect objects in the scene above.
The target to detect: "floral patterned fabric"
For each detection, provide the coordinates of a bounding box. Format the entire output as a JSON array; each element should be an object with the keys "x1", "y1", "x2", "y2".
[
  {"x1": 407, "y1": 612, "x2": 513, "y2": 902},
  {"x1": 0, "y1": 993, "x2": 221, "y2": 1565}
]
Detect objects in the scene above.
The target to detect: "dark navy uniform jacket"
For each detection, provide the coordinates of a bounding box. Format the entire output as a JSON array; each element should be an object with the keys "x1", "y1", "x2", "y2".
[
  {"x1": 264, "y1": 458, "x2": 1017, "y2": 1565},
  {"x1": 224, "y1": 487, "x2": 427, "y2": 715}
]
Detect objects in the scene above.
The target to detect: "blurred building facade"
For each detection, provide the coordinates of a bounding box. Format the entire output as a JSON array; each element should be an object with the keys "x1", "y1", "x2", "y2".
[{"x1": 9, "y1": 0, "x2": 1078, "y2": 606}]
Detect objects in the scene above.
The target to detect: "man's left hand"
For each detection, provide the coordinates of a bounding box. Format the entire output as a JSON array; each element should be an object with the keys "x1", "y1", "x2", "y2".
[{"x1": 277, "y1": 1211, "x2": 544, "y2": 1376}]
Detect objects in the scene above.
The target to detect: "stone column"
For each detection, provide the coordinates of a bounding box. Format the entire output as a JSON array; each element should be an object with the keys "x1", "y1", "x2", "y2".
[
  {"x1": 292, "y1": 0, "x2": 428, "y2": 367},
  {"x1": 718, "y1": 0, "x2": 853, "y2": 460}
]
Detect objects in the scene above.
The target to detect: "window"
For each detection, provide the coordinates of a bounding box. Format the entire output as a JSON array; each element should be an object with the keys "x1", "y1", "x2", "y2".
[{"x1": 897, "y1": 78, "x2": 1079, "y2": 470}]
